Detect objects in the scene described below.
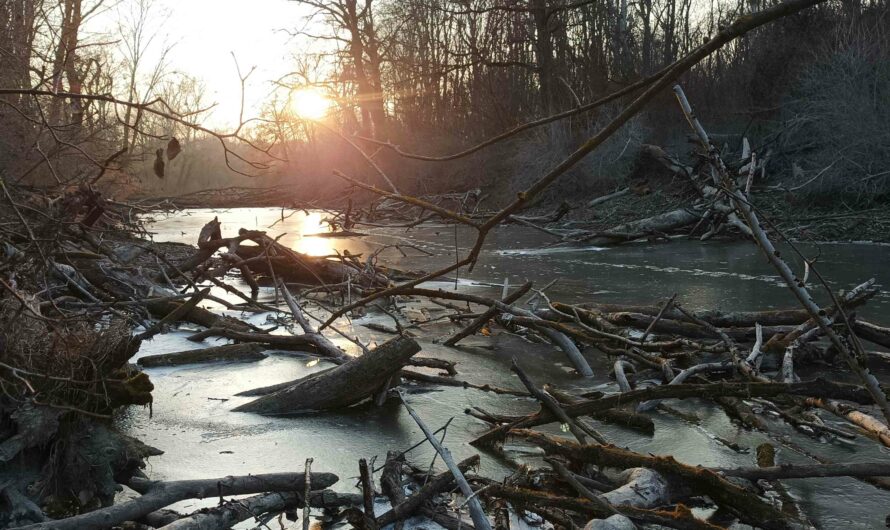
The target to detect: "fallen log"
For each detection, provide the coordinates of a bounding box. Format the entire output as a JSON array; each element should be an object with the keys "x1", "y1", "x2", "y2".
[
  {"x1": 471, "y1": 378, "x2": 873, "y2": 446},
  {"x1": 567, "y1": 207, "x2": 701, "y2": 246},
  {"x1": 603, "y1": 312, "x2": 791, "y2": 342},
  {"x1": 136, "y1": 288, "x2": 211, "y2": 341},
  {"x1": 587, "y1": 188, "x2": 630, "y2": 207},
  {"x1": 715, "y1": 461, "x2": 890, "y2": 481},
  {"x1": 513, "y1": 430, "x2": 794, "y2": 530},
  {"x1": 186, "y1": 327, "x2": 328, "y2": 354},
  {"x1": 16, "y1": 472, "x2": 338, "y2": 530},
  {"x1": 402, "y1": 370, "x2": 530, "y2": 397},
  {"x1": 157, "y1": 491, "x2": 301, "y2": 530},
  {"x1": 278, "y1": 280, "x2": 347, "y2": 361},
  {"x1": 137, "y1": 343, "x2": 268, "y2": 367},
  {"x1": 562, "y1": 302, "x2": 811, "y2": 329},
  {"x1": 140, "y1": 489, "x2": 361, "y2": 527},
  {"x1": 233, "y1": 336, "x2": 421, "y2": 414}
]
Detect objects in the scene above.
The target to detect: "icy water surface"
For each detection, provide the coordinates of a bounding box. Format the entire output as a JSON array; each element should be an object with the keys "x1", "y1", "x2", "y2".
[{"x1": 119, "y1": 207, "x2": 890, "y2": 528}]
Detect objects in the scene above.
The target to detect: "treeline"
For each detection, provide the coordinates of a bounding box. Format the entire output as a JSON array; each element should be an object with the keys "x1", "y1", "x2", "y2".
[
  {"x1": 0, "y1": 0, "x2": 270, "y2": 197},
  {"x1": 269, "y1": 0, "x2": 890, "y2": 205},
  {"x1": 1, "y1": 0, "x2": 888, "y2": 204}
]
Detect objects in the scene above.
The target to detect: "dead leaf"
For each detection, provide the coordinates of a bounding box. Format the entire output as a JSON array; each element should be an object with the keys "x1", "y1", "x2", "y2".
[
  {"x1": 166, "y1": 137, "x2": 182, "y2": 160},
  {"x1": 153, "y1": 148, "x2": 165, "y2": 178}
]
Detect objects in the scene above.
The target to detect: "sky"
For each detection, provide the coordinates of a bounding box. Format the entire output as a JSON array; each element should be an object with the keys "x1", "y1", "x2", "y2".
[{"x1": 88, "y1": 0, "x2": 316, "y2": 129}]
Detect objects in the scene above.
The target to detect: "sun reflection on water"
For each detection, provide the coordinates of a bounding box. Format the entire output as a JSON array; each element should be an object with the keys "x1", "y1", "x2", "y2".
[
  {"x1": 146, "y1": 207, "x2": 370, "y2": 259},
  {"x1": 293, "y1": 211, "x2": 334, "y2": 256}
]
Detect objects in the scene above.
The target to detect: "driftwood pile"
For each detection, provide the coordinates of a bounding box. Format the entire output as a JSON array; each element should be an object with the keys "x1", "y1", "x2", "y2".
[{"x1": 0, "y1": 183, "x2": 397, "y2": 527}]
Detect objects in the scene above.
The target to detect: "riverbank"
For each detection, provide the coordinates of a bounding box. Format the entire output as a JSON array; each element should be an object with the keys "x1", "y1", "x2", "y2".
[{"x1": 129, "y1": 174, "x2": 890, "y2": 246}]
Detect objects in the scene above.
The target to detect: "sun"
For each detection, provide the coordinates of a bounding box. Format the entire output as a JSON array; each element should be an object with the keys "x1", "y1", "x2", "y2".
[{"x1": 290, "y1": 88, "x2": 332, "y2": 120}]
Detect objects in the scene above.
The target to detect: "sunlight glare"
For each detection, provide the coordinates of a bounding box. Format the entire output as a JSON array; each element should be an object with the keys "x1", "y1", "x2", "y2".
[
  {"x1": 295, "y1": 211, "x2": 335, "y2": 256},
  {"x1": 290, "y1": 88, "x2": 331, "y2": 120}
]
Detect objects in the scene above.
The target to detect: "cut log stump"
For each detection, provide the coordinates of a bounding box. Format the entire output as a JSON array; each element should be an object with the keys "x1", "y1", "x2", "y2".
[{"x1": 233, "y1": 336, "x2": 421, "y2": 414}]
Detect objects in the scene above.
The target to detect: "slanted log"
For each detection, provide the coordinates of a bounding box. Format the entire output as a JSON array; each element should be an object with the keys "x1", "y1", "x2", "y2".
[
  {"x1": 146, "y1": 298, "x2": 252, "y2": 333},
  {"x1": 805, "y1": 397, "x2": 890, "y2": 448},
  {"x1": 233, "y1": 336, "x2": 421, "y2": 414},
  {"x1": 137, "y1": 343, "x2": 267, "y2": 367},
  {"x1": 279, "y1": 280, "x2": 347, "y2": 361},
  {"x1": 399, "y1": 393, "x2": 492, "y2": 530},
  {"x1": 376, "y1": 455, "x2": 480, "y2": 527},
  {"x1": 162, "y1": 217, "x2": 222, "y2": 276},
  {"x1": 763, "y1": 280, "x2": 877, "y2": 353},
  {"x1": 444, "y1": 281, "x2": 533, "y2": 346},
  {"x1": 852, "y1": 319, "x2": 890, "y2": 349}
]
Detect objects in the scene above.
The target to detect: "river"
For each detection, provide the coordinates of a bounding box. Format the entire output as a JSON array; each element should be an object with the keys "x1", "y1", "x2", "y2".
[{"x1": 120, "y1": 207, "x2": 890, "y2": 528}]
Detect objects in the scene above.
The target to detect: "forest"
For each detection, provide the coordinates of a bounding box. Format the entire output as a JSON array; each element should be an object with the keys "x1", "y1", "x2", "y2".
[{"x1": 2, "y1": 0, "x2": 890, "y2": 529}]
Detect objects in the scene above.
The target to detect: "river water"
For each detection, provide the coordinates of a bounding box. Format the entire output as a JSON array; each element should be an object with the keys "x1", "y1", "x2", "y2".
[{"x1": 121, "y1": 207, "x2": 890, "y2": 528}]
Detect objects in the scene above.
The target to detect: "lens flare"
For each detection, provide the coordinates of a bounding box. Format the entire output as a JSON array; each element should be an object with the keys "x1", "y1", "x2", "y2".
[{"x1": 290, "y1": 88, "x2": 331, "y2": 120}]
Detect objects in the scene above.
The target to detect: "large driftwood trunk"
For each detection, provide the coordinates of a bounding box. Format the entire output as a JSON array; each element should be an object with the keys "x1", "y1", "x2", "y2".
[
  {"x1": 571, "y1": 208, "x2": 700, "y2": 245},
  {"x1": 233, "y1": 336, "x2": 421, "y2": 414}
]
